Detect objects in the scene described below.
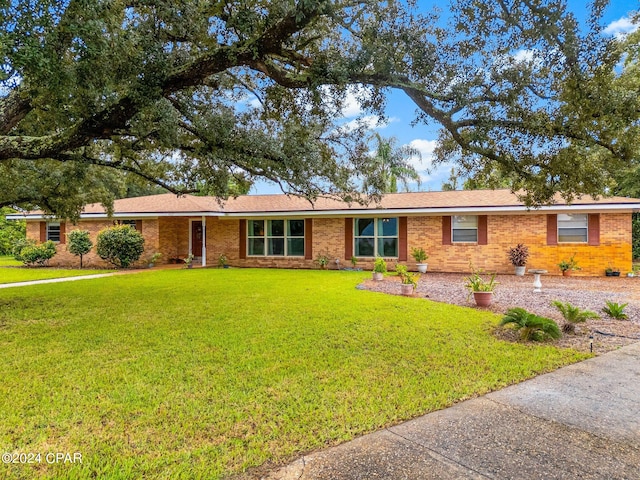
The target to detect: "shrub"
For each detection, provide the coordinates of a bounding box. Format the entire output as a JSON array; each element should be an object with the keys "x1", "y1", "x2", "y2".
[
  {"x1": 395, "y1": 264, "x2": 419, "y2": 289},
  {"x1": 373, "y1": 257, "x2": 387, "y2": 274},
  {"x1": 551, "y1": 300, "x2": 599, "y2": 333},
  {"x1": 602, "y1": 300, "x2": 628, "y2": 320},
  {"x1": 508, "y1": 243, "x2": 529, "y2": 267},
  {"x1": 13, "y1": 240, "x2": 57, "y2": 266},
  {"x1": 500, "y1": 307, "x2": 561, "y2": 342},
  {"x1": 96, "y1": 225, "x2": 145, "y2": 268},
  {"x1": 67, "y1": 230, "x2": 93, "y2": 268},
  {"x1": 0, "y1": 207, "x2": 26, "y2": 255},
  {"x1": 410, "y1": 247, "x2": 428, "y2": 263}
]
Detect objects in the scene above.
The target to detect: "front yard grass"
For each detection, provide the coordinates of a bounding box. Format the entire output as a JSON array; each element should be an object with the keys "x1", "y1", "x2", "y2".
[
  {"x1": 0, "y1": 255, "x2": 112, "y2": 284},
  {"x1": 0, "y1": 269, "x2": 589, "y2": 479}
]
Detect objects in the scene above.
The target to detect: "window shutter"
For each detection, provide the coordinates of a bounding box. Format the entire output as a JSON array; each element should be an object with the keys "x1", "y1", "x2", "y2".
[
  {"x1": 135, "y1": 220, "x2": 142, "y2": 232},
  {"x1": 239, "y1": 219, "x2": 247, "y2": 259},
  {"x1": 304, "y1": 219, "x2": 313, "y2": 260},
  {"x1": 398, "y1": 217, "x2": 408, "y2": 261},
  {"x1": 442, "y1": 216, "x2": 452, "y2": 245},
  {"x1": 59, "y1": 222, "x2": 66, "y2": 244},
  {"x1": 477, "y1": 215, "x2": 488, "y2": 245},
  {"x1": 547, "y1": 214, "x2": 558, "y2": 245},
  {"x1": 40, "y1": 221, "x2": 47, "y2": 242},
  {"x1": 588, "y1": 214, "x2": 600, "y2": 246},
  {"x1": 344, "y1": 218, "x2": 353, "y2": 260}
]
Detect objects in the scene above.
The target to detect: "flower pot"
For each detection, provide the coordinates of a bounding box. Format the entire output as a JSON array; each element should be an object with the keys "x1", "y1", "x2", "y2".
[
  {"x1": 400, "y1": 284, "x2": 414, "y2": 296},
  {"x1": 372, "y1": 272, "x2": 384, "y2": 281},
  {"x1": 562, "y1": 270, "x2": 571, "y2": 277},
  {"x1": 514, "y1": 266, "x2": 526, "y2": 276},
  {"x1": 416, "y1": 263, "x2": 428, "y2": 273},
  {"x1": 473, "y1": 291, "x2": 493, "y2": 307},
  {"x1": 187, "y1": 264, "x2": 193, "y2": 269},
  {"x1": 612, "y1": 271, "x2": 620, "y2": 277}
]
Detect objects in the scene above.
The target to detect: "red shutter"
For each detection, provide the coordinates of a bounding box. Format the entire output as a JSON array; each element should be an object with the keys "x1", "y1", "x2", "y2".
[
  {"x1": 239, "y1": 219, "x2": 247, "y2": 259},
  {"x1": 547, "y1": 215, "x2": 558, "y2": 245},
  {"x1": 344, "y1": 218, "x2": 353, "y2": 260},
  {"x1": 477, "y1": 215, "x2": 488, "y2": 245},
  {"x1": 59, "y1": 222, "x2": 66, "y2": 244},
  {"x1": 304, "y1": 218, "x2": 313, "y2": 260},
  {"x1": 442, "y1": 216, "x2": 452, "y2": 245},
  {"x1": 398, "y1": 217, "x2": 408, "y2": 261},
  {"x1": 588, "y1": 214, "x2": 600, "y2": 246},
  {"x1": 40, "y1": 222, "x2": 47, "y2": 242},
  {"x1": 135, "y1": 220, "x2": 142, "y2": 232}
]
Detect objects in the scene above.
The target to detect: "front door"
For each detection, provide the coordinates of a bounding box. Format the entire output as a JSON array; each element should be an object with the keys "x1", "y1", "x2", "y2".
[{"x1": 191, "y1": 221, "x2": 203, "y2": 257}]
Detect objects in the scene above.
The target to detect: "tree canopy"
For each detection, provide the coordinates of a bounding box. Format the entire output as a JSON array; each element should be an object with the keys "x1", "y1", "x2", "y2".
[{"x1": 1, "y1": 0, "x2": 638, "y2": 217}]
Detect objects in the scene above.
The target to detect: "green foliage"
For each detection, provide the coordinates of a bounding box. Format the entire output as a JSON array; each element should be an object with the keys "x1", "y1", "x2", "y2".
[
  {"x1": 315, "y1": 253, "x2": 330, "y2": 269},
  {"x1": 0, "y1": 269, "x2": 588, "y2": 479},
  {"x1": 66, "y1": 229, "x2": 93, "y2": 268},
  {"x1": 633, "y1": 214, "x2": 640, "y2": 260},
  {"x1": 96, "y1": 225, "x2": 145, "y2": 268},
  {"x1": 1, "y1": 1, "x2": 636, "y2": 217},
  {"x1": 551, "y1": 300, "x2": 599, "y2": 333},
  {"x1": 362, "y1": 134, "x2": 421, "y2": 194},
  {"x1": 0, "y1": 207, "x2": 25, "y2": 255},
  {"x1": 217, "y1": 254, "x2": 228, "y2": 268},
  {"x1": 410, "y1": 247, "x2": 428, "y2": 263},
  {"x1": 13, "y1": 240, "x2": 57, "y2": 266},
  {"x1": 602, "y1": 300, "x2": 629, "y2": 320},
  {"x1": 464, "y1": 270, "x2": 498, "y2": 293},
  {"x1": 501, "y1": 308, "x2": 562, "y2": 342},
  {"x1": 350, "y1": 255, "x2": 358, "y2": 267},
  {"x1": 558, "y1": 254, "x2": 580, "y2": 273},
  {"x1": 395, "y1": 264, "x2": 419, "y2": 288},
  {"x1": 373, "y1": 257, "x2": 387, "y2": 274}
]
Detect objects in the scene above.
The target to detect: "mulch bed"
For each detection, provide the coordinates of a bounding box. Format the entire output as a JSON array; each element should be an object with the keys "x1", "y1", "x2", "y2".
[{"x1": 360, "y1": 273, "x2": 640, "y2": 354}]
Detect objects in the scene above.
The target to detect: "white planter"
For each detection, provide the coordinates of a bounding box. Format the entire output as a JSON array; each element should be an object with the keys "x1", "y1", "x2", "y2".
[
  {"x1": 514, "y1": 266, "x2": 526, "y2": 276},
  {"x1": 417, "y1": 263, "x2": 428, "y2": 273},
  {"x1": 400, "y1": 284, "x2": 414, "y2": 296},
  {"x1": 372, "y1": 272, "x2": 384, "y2": 281}
]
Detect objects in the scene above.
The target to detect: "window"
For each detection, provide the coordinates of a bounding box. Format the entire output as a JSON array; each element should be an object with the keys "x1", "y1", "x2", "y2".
[
  {"x1": 558, "y1": 214, "x2": 588, "y2": 243},
  {"x1": 47, "y1": 222, "x2": 61, "y2": 242},
  {"x1": 248, "y1": 219, "x2": 305, "y2": 256},
  {"x1": 452, "y1": 216, "x2": 478, "y2": 242},
  {"x1": 354, "y1": 218, "x2": 398, "y2": 257},
  {"x1": 115, "y1": 220, "x2": 137, "y2": 229}
]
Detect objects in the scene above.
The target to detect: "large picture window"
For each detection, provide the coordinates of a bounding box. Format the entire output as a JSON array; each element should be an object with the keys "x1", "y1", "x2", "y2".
[
  {"x1": 452, "y1": 216, "x2": 478, "y2": 242},
  {"x1": 248, "y1": 219, "x2": 305, "y2": 256},
  {"x1": 354, "y1": 218, "x2": 398, "y2": 257},
  {"x1": 558, "y1": 214, "x2": 588, "y2": 243},
  {"x1": 47, "y1": 222, "x2": 61, "y2": 242}
]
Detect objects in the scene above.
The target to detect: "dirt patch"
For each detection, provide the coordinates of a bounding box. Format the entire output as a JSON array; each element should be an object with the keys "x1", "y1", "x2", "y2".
[{"x1": 361, "y1": 273, "x2": 640, "y2": 354}]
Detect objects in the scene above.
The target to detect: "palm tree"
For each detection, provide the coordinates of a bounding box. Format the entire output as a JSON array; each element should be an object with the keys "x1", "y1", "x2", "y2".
[
  {"x1": 363, "y1": 133, "x2": 421, "y2": 193},
  {"x1": 500, "y1": 308, "x2": 561, "y2": 341}
]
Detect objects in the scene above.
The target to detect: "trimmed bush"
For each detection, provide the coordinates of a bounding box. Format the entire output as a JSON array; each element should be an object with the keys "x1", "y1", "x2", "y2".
[
  {"x1": 13, "y1": 239, "x2": 57, "y2": 266},
  {"x1": 96, "y1": 225, "x2": 144, "y2": 268},
  {"x1": 500, "y1": 307, "x2": 561, "y2": 342},
  {"x1": 67, "y1": 230, "x2": 93, "y2": 268}
]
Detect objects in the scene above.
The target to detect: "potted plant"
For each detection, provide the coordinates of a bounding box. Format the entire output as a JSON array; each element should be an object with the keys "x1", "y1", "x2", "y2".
[
  {"x1": 372, "y1": 257, "x2": 387, "y2": 281},
  {"x1": 218, "y1": 254, "x2": 229, "y2": 268},
  {"x1": 184, "y1": 253, "x2": 195, "y2": 269},
  {"x1": 605, "y1": 266, "x2": 620, "y2": 277},
  {"x1": 558, "y1": 254, "x2": 580, "y2": 276},
  {"x1": 396, "y1": 264, "x2": 419, "y2": 295},
  {"x1": 350, "y1": 256, "x2": 358, "y2": 268},
  {"x1": 411, "y1": 247, "x2": 429, "y2": 273},
  {"x1": 148, "y1": 252, "x2": 162, "y2": 268},
  {"x1": 508, "y1": 243, "x2": 529, "y2": 276},
  {"x1": 464, "y1": 270, "x2": 498, "y2": 307},
  {"x1": 315, "y1": 253, "x2": 330, "y2": 270}
]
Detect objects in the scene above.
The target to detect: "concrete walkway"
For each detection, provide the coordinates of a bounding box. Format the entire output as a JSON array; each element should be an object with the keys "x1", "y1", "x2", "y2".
[
  {"x1": 0, "y1": 272, "x2": 121, "y2": 289},
  {"x1": 266, "y1": 342, "x2": 640, "y2": 479}
]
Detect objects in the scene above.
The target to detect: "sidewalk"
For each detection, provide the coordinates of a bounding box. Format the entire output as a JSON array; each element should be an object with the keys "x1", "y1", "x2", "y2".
[{"x1": 265, "y1": 342, "x2": 640, "y2": 479}]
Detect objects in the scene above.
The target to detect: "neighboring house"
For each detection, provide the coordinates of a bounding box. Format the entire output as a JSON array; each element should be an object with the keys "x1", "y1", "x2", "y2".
[{"x1": 10, "y1": 189, "x2": 640, "y2": 275}]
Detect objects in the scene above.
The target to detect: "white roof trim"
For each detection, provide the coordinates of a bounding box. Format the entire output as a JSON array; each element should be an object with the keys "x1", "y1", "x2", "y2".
[{"x1": 7, "y1": 202, "x2": 640, "y2": 221}]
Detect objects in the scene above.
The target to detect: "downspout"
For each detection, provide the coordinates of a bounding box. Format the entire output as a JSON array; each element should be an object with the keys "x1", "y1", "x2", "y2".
[{"x1": 202, "y1": 215, "x2": 207, "y2": 267}]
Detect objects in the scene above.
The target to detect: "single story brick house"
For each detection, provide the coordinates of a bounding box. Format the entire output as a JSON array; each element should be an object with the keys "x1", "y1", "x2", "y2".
[{"x1": 11, "y1": 189, "x2": 640, "y2": 275}]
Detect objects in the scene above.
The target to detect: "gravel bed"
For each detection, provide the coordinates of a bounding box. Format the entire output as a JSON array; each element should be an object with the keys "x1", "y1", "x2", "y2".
[{"x1": 361, "y1": 273, "x2": 640, "y2": 354}]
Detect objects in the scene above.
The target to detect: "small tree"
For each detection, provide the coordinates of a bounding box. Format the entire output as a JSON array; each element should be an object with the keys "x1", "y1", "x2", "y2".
[
  {"x1": 13, "y1": 240, "x2": 57, "y2": 266},
  {"x1": 96, "y1": 225, "x2": 144, "y2": 268},
  {"x1": 67, "y1": 230, "x2": 93, "y2": 268}
]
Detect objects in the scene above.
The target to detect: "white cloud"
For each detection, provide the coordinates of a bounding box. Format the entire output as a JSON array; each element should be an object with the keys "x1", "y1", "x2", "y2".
[
  {"x1": 512, "y1": 49, "x2": 536, "y2": 64},
  {"x1": 341, "y1": 115, "x2": 397, "y2": 132},
  {"x1": 404, "y1": 139, "x2": 438, "y2": 183},
  {"x1": 341, "y1": 88, "x2": 363, "y2": 118},
  {"x1": 604, "y1": 17, "x2": 638, "y2": 39}
]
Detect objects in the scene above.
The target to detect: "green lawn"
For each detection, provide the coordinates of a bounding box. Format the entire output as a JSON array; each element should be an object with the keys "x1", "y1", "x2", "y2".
[
  {"x1": 0, "y1": 269, "x2": 589, "y2": 479},
  {"x1": 0, "y1": 255, "x2": 112, "y2": 284}
]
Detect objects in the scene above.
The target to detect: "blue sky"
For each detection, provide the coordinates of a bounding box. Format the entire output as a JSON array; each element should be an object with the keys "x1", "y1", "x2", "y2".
[{"x1": 251, "y1": 0, "x2": 639, "y2": 195}]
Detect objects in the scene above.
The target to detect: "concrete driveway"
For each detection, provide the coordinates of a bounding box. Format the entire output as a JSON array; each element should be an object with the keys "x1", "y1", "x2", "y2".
[{"x1": 264, "y1": 342, "x2": 640, "y2": 479}]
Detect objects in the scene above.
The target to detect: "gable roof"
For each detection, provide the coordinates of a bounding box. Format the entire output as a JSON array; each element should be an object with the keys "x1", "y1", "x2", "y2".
[{"x1": 11, "y1": 189, "x2": 640, "y2": 220}]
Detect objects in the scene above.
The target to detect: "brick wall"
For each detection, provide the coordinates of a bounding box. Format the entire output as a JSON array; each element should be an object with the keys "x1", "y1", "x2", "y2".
[{"x1": 26, "y1": 212, "x2": 633, "y2": 275}]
